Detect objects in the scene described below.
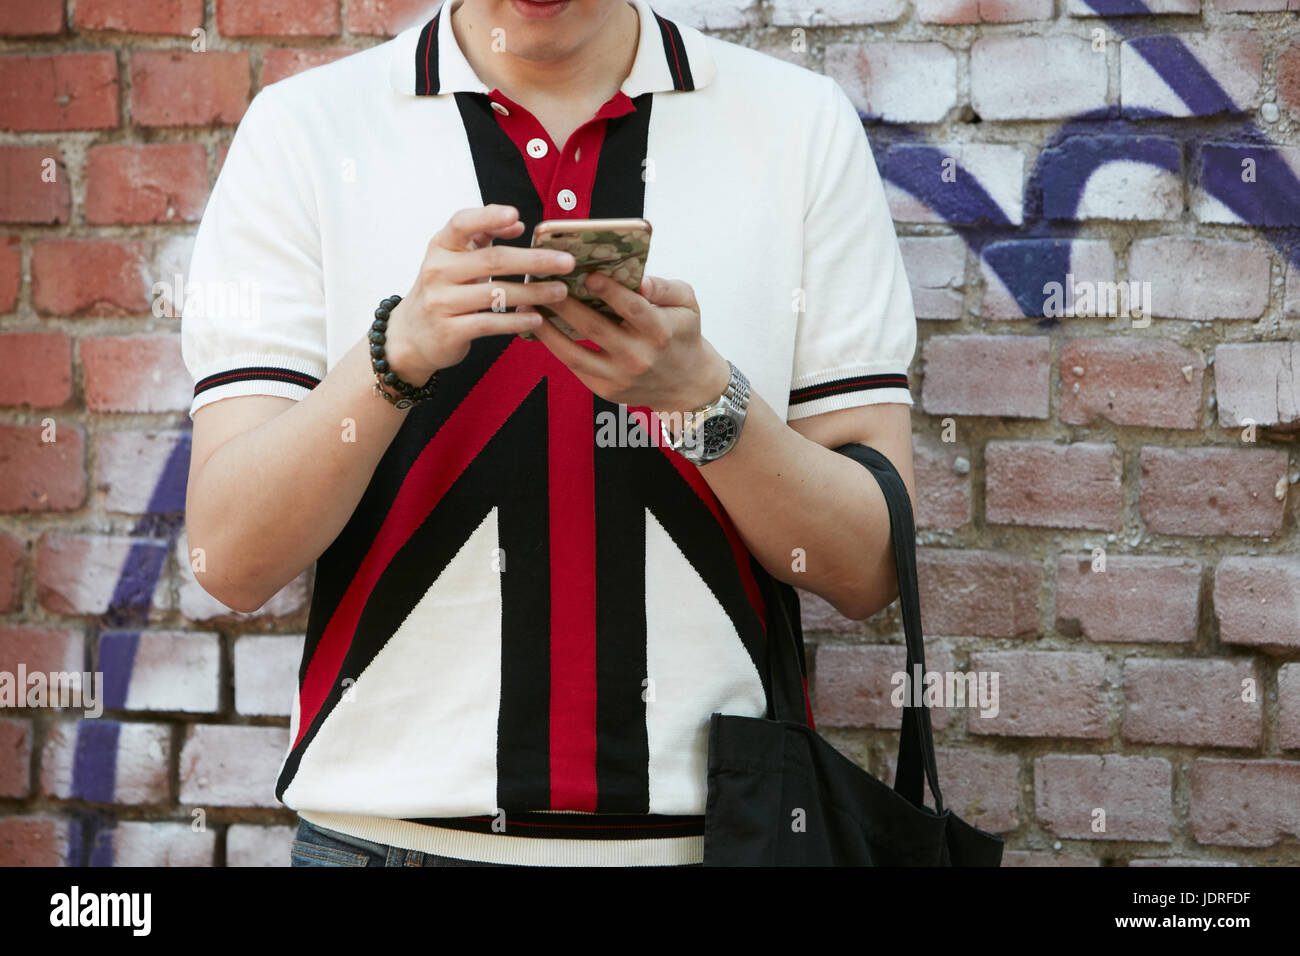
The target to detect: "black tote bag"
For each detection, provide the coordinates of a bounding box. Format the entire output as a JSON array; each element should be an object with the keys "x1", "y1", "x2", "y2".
[{"x1": 701, "y1": 442, "x2": 1004, "y2": 866}]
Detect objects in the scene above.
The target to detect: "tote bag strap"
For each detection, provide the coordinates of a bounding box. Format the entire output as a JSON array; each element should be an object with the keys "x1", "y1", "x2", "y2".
[{"x1": 760, "y1": 442, "x2": 946, "y2": 814}]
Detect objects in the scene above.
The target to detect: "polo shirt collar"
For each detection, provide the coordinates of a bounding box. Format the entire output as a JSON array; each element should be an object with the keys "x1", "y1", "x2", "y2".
[{"x1": 389, "y1": 0, "x2": 715, "y2": 98}]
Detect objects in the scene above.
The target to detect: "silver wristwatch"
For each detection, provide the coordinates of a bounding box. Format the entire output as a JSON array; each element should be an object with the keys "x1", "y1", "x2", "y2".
[{"x1": 661, "y1": 361, "x2": 751, "y2": 464}]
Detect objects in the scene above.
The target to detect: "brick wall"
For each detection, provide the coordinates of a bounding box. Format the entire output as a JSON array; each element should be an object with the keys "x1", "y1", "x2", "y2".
[{"x1": 1, "y1": 0, "x2": 1297, "y2": 866}]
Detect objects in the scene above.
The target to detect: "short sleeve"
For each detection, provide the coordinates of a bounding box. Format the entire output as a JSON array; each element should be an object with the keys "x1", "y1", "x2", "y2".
[
  {"x1": 786, "y1": 77, "x2": 917, "y2": 422},
  {"x1": 181, "y1": 87, "x2": 328, "y2": 420}
]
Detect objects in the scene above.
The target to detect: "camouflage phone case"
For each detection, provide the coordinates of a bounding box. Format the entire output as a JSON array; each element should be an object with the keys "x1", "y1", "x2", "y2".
[{"x1": 518, "y1": 225, "x2": 651, "y2": 341}]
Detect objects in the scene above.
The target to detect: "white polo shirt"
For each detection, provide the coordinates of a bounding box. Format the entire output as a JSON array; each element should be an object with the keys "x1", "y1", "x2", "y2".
[{"x1": 182, "y1": 0, "x2": 916, "y2": 866}]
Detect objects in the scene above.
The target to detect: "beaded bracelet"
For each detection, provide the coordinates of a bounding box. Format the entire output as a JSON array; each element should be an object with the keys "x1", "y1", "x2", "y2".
[{"x1": 369, "y1": 294, "x2": 439, "y2": 409}]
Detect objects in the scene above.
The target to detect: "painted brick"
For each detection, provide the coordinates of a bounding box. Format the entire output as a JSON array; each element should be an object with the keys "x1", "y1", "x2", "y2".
[
  {"x1": 80, "y1": 334, "x2": 192, "y2": 413},
  {"x1": 1279, "y1": 664, "x2": 1300, "y2": 750},
  {"x1": 1066, "y1": 0, "x2": 1198, "y2": 12},
  {"x1": 93, "y1": 821, "x2": 215, "y2": 866},
  {"x1": 1035, "y1": 754, "x2": 1173, "y2": 841},
  {"x1": 261, "y1": 48, "x2": 354, "y2": 86},
  {"x1": 1214, "y1": 556, "x2": 1300, "y2": 650},
  {"x1": 130, "y1": 51, "x2": 250, "y2": 127},
  {"x1": 1128, "y1": 237, "x2": 1270, "y2": 320},
  {"x1": 1214, "y1": 342, "x2": 1300, "y2": 428},
  {"x1": 1190, "y1": 759, "x2": 1300, "y2": 847},
  {"x1": 0, "y1": 817, "x2": 74, "y2": 866},
  {"x1": 770, "y1": 0, "x2": 906, "y2": 23},
  {"x1": 176, "y1": 537, "x2": 311, "y2": 621},
  {"x1": 0, "y1": 423, "x2": 85, "y2": 513},
  {"x1": 179, "y1": 724, "x2": 289, "y2": 807},
  {"x1": 75, "y1": 0, "x2": 204, "y2": 34},
  {"x1": 986, "y1": 441, "x2": 1123, "y2": 531},
  {"x1": 897, "y1": 236, "x2": 965, "y2": 319},
  {"x1": 1121, "y1": 33, "x2": 1262, "y2": 118},
  {"x1": 968, "y1": 651, "x2": 1109, "y2": 739},
  {"x1": 919, "y1": 0, "x2": 1052, "y2": 22},
  {"x1": 1056, "y1": 554, "x2": 1201, "y2": 644},
  {"x1": 227, "y1": 823, "x2": 295, "y2": 866},
  {"x1": 1139, "y1": 447, "x2": 1287, "y2": 536},
  {"x1": 824, "y1": 42, "x2": 957, "y2": 123},
  {"x1": 35, "y1": 533, "x2": 168, "y2": 616},
  {"x1": 916, "y1": 548, "x2": 1041, "y2": 638},
  {"x1": 796, "y1": 587, "x2": 858, "y2": 635},
  {"x1": 1193, "y1": 144, "x2": 1300, "y2": 227},
  {"x1": 1001, "y1": 850, "x2": 1100, "y2": 866},
  {"x1": 0, "y1": 147, "x2": 70, "y2": 223},
  {"x1": 884, "y1": 144, "x2": 1023, "y2": 225},
  {"x1": 912, "y1": 433, "x2": 972, "y2": 530},
  {"x1": 41, "y1": 721, "x2": 171, "y2": 804},
  {"x1": 216, "y1": 0, "x2": 341, "y2": 37},
  {"x1": 0, "y1": 718, "x2": 33, "y2": 797},
  {"x1": 0, "y1": 53, "x2": 119, "y2": 131},
  {"x1": 0, "y1": 332, "x2": 72, "y2": 409},
  {"x1": 1122, "y1": 658, "x2": 1262, "y2": 748},
  {"x1": 85, "y1": 144, "x2": 209, "y2": 224},
  {"x1": 922, "y1": 335, "x2": 1050, "y2": 419},
  {"x1": 95, "y1": 429, "x2": 190, "y2": 514},
  {"x1": 1061, "y1": 338, "x2": 1205, "y2": 429},
  {"x1": 233, "y1": 634, "x2": 304, "y2": 716},
  {"x1": 971, "y1": 36, "x2": 1107, "y2": 121},
  {"x1": 98, "y1": 630, "x2": 220, "y2": 712},
  {"x1": 31, "y1": 239, "x2": 151, "y2": 317},
  {"x1": 981, "y1": 239, "x2": 1113, "y2": 319},
  {"x1": 346, "y1": 0, "x2": 437, "y2": 35},
  {"x1": 814, "y1": 643, "x2": 955, "y2": 731},
  {"x1": 1039, "y1": 136, "x2": 1183, "y2": 221}
]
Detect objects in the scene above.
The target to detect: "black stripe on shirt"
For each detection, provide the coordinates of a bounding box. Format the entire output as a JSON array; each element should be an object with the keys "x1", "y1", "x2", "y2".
[
  {"x1": 789, "y1": 373, "x2": 910, "y2": 407},
  {"x1": 194, "y1": 366, "x2": 321, "y2": 398},
  {"x1": 653, "y1": 13, "x2": 694, "y2": 91},
  {"x1": 404, "y1": 811, "x2": 704, "y2": 840},
  {"x1": 414, "y1": 13, "x2": 439, "y2": 95}
]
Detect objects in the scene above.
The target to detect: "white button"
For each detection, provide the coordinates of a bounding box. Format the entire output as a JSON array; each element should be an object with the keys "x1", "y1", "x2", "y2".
[
  {"x1": 526, "y1": 138, "x2": 548, "y2": 159},
  {"x1": 490, "y1": 101, "x2": 509, "y2": 115},
  {"x1": 574, "y1": 146, "x2": 581, "y2": 162},
  {"x1": 557, "y1": 189, "x2": 577, "y2": 210}
]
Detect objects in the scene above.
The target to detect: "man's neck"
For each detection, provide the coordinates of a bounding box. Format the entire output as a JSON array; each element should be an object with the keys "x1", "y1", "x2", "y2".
[{"x1": 450, "y1": 0, "x2": 640, "y2": 106}]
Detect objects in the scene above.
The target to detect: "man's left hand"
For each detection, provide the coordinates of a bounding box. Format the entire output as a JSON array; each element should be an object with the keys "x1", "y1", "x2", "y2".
[{"x1": 525, "y1": 272, "x2": 731, "y2": 417}]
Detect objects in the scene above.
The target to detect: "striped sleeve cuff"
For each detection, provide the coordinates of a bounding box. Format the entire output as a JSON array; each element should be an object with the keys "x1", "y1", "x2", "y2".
[
  {"x1": 190, "y1": 354, "x2": 326, "y2": 419},
  {"x1": 787, "y1": 370, "x2": 913, "y2": 421}
]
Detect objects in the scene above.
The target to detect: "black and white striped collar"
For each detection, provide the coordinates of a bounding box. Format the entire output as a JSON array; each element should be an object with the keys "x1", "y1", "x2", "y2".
[{"x1": 389, "y1": 0, "x2": 714, "y2": 97}]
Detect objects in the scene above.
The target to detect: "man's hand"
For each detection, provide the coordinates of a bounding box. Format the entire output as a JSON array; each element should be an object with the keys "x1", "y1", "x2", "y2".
[{"x1": 525, "y1": 271, "x2": 731, "y2": 417}]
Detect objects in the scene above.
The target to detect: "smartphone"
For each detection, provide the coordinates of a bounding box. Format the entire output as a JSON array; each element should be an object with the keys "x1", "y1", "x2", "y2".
[{"x1": 517, "y1": 217, "x2": 652, "y2": 341}]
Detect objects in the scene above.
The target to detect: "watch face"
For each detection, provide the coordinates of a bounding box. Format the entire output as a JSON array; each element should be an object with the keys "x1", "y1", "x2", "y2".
[{"x1": 700, "y1": 415, "x2": 738, "y2": 456}]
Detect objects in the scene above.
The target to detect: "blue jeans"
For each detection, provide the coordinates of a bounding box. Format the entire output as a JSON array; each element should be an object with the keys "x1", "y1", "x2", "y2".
[{"x1": 289, "y1": 816, "x2": 702, "y2": 867}]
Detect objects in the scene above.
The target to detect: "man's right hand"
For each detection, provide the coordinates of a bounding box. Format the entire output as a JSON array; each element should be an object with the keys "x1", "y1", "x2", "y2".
[{"x1": 381, "y1": 204, "x2": 575, "y2": 384}]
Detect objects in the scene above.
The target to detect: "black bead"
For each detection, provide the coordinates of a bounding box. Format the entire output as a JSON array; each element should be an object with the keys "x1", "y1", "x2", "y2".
[
  {"x1": 383, "y1": 372, "x2": 398, "y2": 386},
  {"x1": 370, "y1": 345, "x2": 384, "y2": 359},
  {"x1": 375, "y1": 306, "x2": 390, "y2": 320},
  {"x1": 369, "y1": 330, "x2": 386, "y2": 344},
  {"x1": 374, "y1": 318, "x2": 387, "y2": 331},
  {"x1": 373, "y1": 359, "x2": 388, "y2": 373}
]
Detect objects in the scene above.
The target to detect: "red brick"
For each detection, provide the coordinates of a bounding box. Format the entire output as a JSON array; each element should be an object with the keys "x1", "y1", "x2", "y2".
[
  {"x1": 1001, "y1": 850, "x2": 1099, "y2": 866},
  {"x1": 1055, "y1": 554, "x2": 1200, "y2": 644},
  {"x1": 346, "y1": 0, "x2": 432, "y2": 35},
  {"x1": 261, "y1": 48, "x2": 354, "y2": 86},
  {"x1": 0, "y1": 625, "x2": 83, "y2": 676},
  {"x1": 0, "y1": 236, "x2": 19, "y2": 311},
  {"x1": 1061, "y1": 338, "x2": 1205, "y2": 430},
  {"x1": 178, "y1": 725, "x2": 288, "y2": 807},
  {"x1": 1128, "y1": 237, "x2": 1271, "y2": 320},
  {"x1": 0, "y1": 147, "x2": 70, "y2": 224},
  {"x1": 0, "y1": 332, "x2": 72, "y2": 407},
  {"x1": 796, "y1": 587, "x2": 859, "y2": 635},
  {"x1": 130, "y1": 50, "x2": 250, "y2": 127},
  {"x1": 1213, "y1": 556, "x2": 1300, "y2": 650},
  {"x1": 85, "y1": 144, "x2": 209, "y2": 224},
  {"x1": 1121, "y1": 658, "x2": 1262, "y2": 747},
  {"x1": 0, "y1": 718, "x2": 32, "y2": 797},
  {"x1": 81, "y1": 334, "x2": 191, "y2": 413},
  {"x1": 813, "y1": 643, "x2": 956, "y2": 731},
  {"x1": 1139, "y1": 447, "x2": 1287, "y2": 537},
  {"x1": 917, "y1": 548, "x2": 1041, "y2": 638},
  {"x1": 31, "y1": 239, "x2": 150, "y2": 316},
  {"x1": 919, "y1": 0, "x2": 1052, "y2": 22},
  {"x1": 0, "y1": 53, "x2": 119, "y2": 131},
  {"x1": 75, "y1": 0, "x2": 204, "y2": 34},
  {"x1": 986, "y1": 441, "x2": 1123, "y2": 531},
  {"x1": 0, "y1": 424, "x2": 85, "y2": 512},
  {"x1": 922, "y1": 335, "x2": 1050, "y2": 419},
  {"x1": 1190, "y1": 759, "x2": 1300, "y2": 847},
  {"x1": 36, "y1": 534, "x2": 169, "y2": 616},
  {"x1": 1279, "y1": 42, "x2": 1300, "y2": 122},
  {"x1": 882, "y1": 746, "x2": 1020, "y2": 833},
  {"x1": 0, "y1": 0, "x2": 64, "y2": 35},
  {"x1": 1035, "y1": 754, "x2": 1173, "y2": 842},
  {"x1": 912, "y1": 434, "x2": 971, "y2": 530},
  {"x1": 968, "y1": 651, "x2": 1109, "y2": 739},
  {"x1": 1279, "y1": 664, "x2": 1300, "y2": 750},
  {"x1": 216, "y1": 0, "x2": 340, "y2": 37},
  {"x1": 0, "y1": 532, "x2": 23, "y2": 611},
  {"x1": 0, "y1": 817, "x2": 73, "y2": 866}
]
